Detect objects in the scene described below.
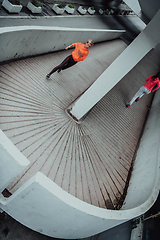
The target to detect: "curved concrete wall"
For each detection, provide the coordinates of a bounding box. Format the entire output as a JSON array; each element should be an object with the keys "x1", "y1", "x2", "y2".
[
  {"x1": 0, "y1": 172, "x2": 126, "y2": 239},
  {"x1": 0, "y1": 26, "x2": 125, "y2": 63},
  {"x1": 0, "y1": 130, "x2": 29, "y2": 193}
]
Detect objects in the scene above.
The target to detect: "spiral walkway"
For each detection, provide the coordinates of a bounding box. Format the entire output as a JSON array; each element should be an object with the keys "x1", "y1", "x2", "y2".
[{"x1": 0, "y1": 39, "x2": 155, "y2": 209}]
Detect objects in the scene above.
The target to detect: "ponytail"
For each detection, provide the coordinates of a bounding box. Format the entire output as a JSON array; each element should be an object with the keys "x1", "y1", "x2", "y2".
[{"x1": 151, "y1": 72, "x2": 160, "y2": 81}]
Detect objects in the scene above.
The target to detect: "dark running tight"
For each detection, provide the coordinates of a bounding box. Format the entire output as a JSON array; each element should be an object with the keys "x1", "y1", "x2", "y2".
[{"x1": 49, "y1": 55, "x2": 77, "y2": 75}]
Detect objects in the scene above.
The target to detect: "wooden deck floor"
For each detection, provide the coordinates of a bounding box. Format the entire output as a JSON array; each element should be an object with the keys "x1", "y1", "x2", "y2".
[{"x1": 0, "y1": 39, "x2": 159, "y2": 209}]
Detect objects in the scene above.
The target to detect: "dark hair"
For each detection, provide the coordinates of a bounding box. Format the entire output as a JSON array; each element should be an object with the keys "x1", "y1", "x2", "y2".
[{"x1": 151, "y1": 72, "x2": 160, "y2": 81}]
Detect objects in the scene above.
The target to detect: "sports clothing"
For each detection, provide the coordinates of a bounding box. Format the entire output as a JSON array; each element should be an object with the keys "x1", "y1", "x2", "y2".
[
  {"x1": 128, "y1": 75, "x2": 160, "y2": 106},
  {"x1": 129, "y1": 86, "x2": 150, "y2": 105},
  {"x1": 72, "y1": 42, "x2": 89, "y2": 62},
  {"x1": 49, "y1": 55, "x2": 77, "y2": 75},
  {"x1": 48, "y1": 42, "x2": 89, "y2": 76},
  {"x1": 144, "y1": 75, "x2": 160, "y2": 92}
]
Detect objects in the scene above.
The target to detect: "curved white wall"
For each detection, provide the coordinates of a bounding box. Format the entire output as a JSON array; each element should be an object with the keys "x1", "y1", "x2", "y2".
[
  {"x1": 0, "y1": 172, "x2": 126, "y2": 239},
  {"x1": 0, "y1": 130, "x2": 29, "y2": 193},
  {"x1": 0, "y1": 26, "x2": 125, "y2": 63}
]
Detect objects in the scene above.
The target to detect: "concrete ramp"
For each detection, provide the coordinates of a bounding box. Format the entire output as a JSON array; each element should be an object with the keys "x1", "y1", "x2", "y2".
[
  {"x1": 0, "y1": 39, "x2": 160, "y2": 239},
  {"x1": 1, "y1": 38, "x2": 158, "y2": 209}
]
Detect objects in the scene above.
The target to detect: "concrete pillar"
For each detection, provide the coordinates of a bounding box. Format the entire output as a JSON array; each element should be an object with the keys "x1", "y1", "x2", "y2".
[
  {"x1": 123, "y1": 0, "x2": 141, "y2": 16},
  {"x1": 68, "y1": 9, "x2": 160, "y2": 121}
]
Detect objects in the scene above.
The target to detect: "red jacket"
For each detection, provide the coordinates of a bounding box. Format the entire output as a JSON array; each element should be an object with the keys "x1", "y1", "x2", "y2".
[{"x1": 144, "y1": 75, "x2": 160, "y2": 92}]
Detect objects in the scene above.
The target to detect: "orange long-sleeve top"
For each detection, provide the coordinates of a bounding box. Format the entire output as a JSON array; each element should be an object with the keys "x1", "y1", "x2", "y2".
[
  {"x1": 71, "y1": 42, "x2": 89, "y2": 62},
  {"x1": 144, "y1": 75, "x2": 160, "y2": 92}
]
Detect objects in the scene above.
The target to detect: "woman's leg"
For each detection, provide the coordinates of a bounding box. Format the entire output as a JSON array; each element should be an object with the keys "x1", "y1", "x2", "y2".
[
  {"x1": 61, "y1": 55, "x2": 77, "y2": 70},
  {"x1": 129, "y1": 86, "x2": 150, "y2": 105},
  {"x1": 48, "y1": 55, "x2": 71, "y2": 76},
  {"x1": 48, "y1": 55, "x2": 77, "y2": 77}
]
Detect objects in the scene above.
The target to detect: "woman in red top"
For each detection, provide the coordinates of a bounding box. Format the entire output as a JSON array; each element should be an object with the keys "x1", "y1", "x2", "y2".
[
  {"x1": 46, "y1": 40, "x2": 93, "y2": 78},
  {"x1": 126, "y1": 72, "x2": 160, "y2": 107}
]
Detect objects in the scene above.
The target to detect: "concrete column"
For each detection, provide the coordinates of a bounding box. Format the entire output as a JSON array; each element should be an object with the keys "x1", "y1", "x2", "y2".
[
  {"x1": 123, "y1": 0, "x2": 141, "y2": 16},
  {"x1": 68, "y1": 10, "x2": 160, "y2": 121}
]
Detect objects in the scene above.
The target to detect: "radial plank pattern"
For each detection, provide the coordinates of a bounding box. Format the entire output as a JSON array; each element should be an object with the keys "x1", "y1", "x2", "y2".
[{"x1": 0, "y1": 40, "x2": 156, "y2": 209}]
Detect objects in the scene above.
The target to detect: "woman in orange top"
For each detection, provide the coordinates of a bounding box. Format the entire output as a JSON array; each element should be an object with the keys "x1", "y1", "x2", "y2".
[
  {"x1": 46, "y1": 40, "x2": 93, "y2": 78},
  {"x1": 126, "y1": 72, "x2": 160, "y2": 107}
]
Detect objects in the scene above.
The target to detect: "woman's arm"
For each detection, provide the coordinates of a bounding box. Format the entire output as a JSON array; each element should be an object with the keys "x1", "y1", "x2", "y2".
[
  {"x1": 146, "y1": 75, "x2": 153, "y2": 81},
  {"x1": 65, "y1": 44, "x2": 73, "y2": 50}
]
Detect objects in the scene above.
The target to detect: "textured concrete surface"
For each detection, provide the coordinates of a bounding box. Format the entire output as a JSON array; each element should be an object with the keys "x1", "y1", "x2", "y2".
[
  {"x1": 1, "y1": 41, "x2": 160, "y2": 210},
  {"x1": 0, "y1": 1, "x2": 154, "y2": 239}
]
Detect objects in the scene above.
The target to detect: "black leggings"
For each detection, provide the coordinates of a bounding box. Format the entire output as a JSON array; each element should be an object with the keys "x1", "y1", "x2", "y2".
[{"x1": 49, "y1": 55, "x2": 77, "y2": 75}]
